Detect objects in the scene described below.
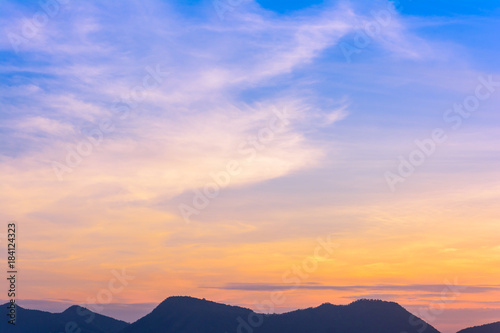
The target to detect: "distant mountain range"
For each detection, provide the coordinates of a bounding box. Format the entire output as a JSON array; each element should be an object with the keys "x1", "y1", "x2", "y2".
[
  {"x1": 1, "y1": 296, "x2": 498, "y2": 333},
  {"x1": 120, "y1": 297, "x2": 441, "y2": 333},
  {"x1": 0, "y1": 303, "x2": 128, "y2": 332}
]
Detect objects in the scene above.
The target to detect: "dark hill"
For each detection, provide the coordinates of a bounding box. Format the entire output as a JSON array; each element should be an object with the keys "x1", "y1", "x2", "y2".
[
  {"x1": 120, "y1": 296, "x2": 253, "y2": 333},
  {"x1": 121, "y1": 296, "x2": 441, "y2": 333},
  {"x1": 457, "y1": 321, "x2": 500, "y2": 333},
  {"x1": 0, "y1": 303, "x2": 129, "y2": 333}
]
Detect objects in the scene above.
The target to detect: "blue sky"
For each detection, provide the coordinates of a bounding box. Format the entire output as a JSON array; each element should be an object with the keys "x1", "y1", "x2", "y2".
[{"x1": 1, "y1": 1, "x2": 500, "y2": 333}]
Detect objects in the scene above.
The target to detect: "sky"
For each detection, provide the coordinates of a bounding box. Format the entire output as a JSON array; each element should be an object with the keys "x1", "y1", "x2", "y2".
[{"x1": 0, "y1": 0, "x2": 500, "y2": 332}]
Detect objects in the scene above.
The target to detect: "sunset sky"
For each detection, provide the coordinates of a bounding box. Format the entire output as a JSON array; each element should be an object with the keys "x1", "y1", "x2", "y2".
[{"x1": 1, "y1": 1, "x2": 500, "y2": 332}]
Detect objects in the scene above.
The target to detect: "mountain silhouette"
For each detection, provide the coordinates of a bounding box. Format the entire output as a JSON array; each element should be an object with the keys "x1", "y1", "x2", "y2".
[
  {"x1": 120, "y1": 296, "x2": 253, "y2": 333},
  {"x1": 0, "y1": 303, "x2": 129, "y2": 333},
  {"x1": 4, "y1": 297, "x2": 499, "y2": 333},
  {"x1": 121, "y1": 296, "x2": 441, "y2": 333},
  {"x1": 458, "y1": 321, "x2": 500, "y2": 333}
]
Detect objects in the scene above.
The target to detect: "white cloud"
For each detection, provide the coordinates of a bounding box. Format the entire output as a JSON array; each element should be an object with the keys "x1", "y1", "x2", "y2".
[{"x1": 15, "y1": 116, "x2": 75, "y2": 136}]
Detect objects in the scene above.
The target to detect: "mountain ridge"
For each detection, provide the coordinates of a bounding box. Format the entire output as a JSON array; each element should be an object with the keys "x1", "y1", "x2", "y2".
[
  {"x1": 0, "y1": 303, "x2": 129, "y2": 333},
  {"x1": 120, "y1": 296, "x2": 440, "y2": 333},
  {"x1": 457, "y1": 321, "x2": 500, "y2": 333},
  {"x1": 2, "y1": 297, "x2": 499, "y2": 333}
]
